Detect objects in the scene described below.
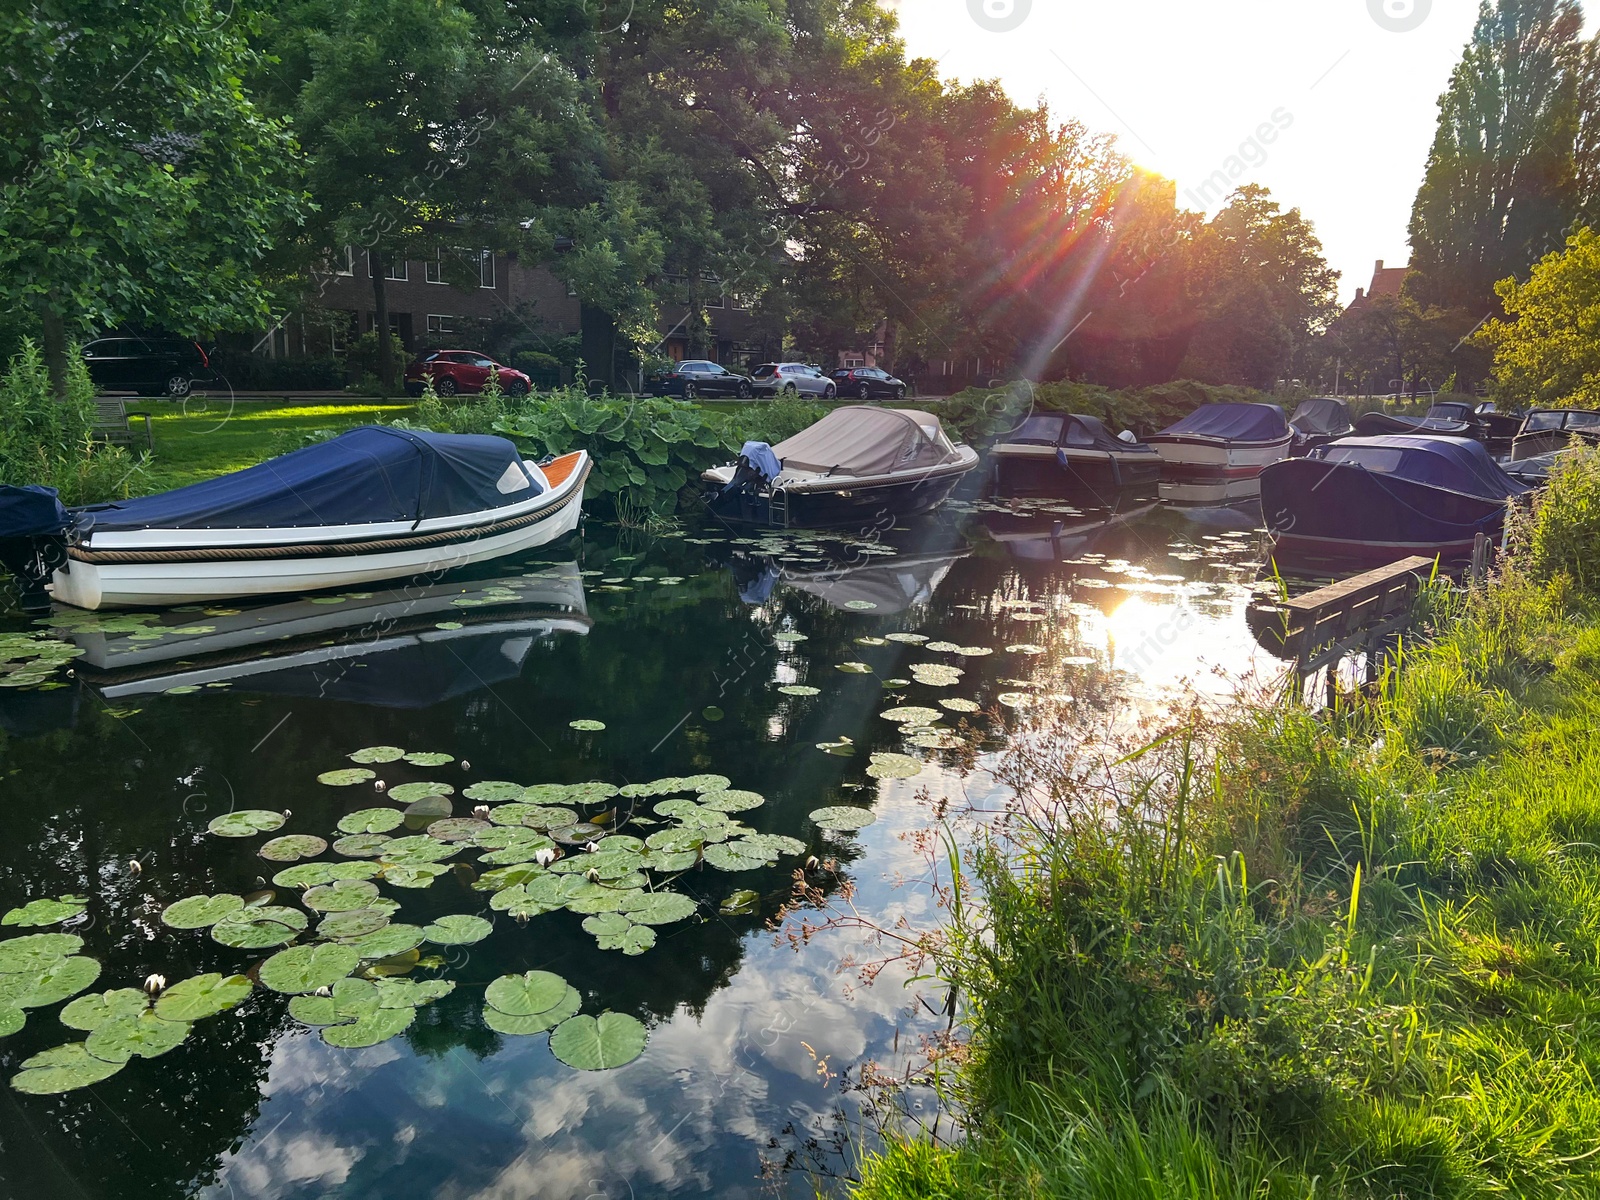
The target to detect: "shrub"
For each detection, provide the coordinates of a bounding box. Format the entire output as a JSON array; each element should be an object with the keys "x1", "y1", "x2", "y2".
[
  {"x1": 0, "y1": 338, "x2": 138, "y2": 505},
  {"x1": 208, "y1": 349, "x2": 344, "y2": 391},
  {"x1": 1527, "y1": 441, "x2": 1600, "y2": 594},
  {"x1": 343, "y1": 330, "x2": 407, "y2": 390}
]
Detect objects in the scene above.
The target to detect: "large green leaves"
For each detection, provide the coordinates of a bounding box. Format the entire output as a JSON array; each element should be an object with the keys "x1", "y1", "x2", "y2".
[
  {"x1": 160, "y1": 894, "x2": 244, "y2": 929},
  {"x1": 154, "y1": 974, "x2": 252, "y2": 1022},
  {"x1": 548, "y1": 1012, "x2": 648, "y2": 1070},
  {"x1": 85, "y1": 1011, "x2": 191, "y2": 1063},
  {"x1": 11, "y1": 1043, "x2": 125, "y2": 1094},
  {"x1": 207, "y1": 810, "x2": 285, "y2": 838},
  {"x1": 3, "y1": 896, "x2": 87, "y2": 927},
  {"x1": 211, "y1": 906, "x2": 308, "y2": 949},
  {"x1": 259, "y1": 944, "x2": 360, "y2": 994}
]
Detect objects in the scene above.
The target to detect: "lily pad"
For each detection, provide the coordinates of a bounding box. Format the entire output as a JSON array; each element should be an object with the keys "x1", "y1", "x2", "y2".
[
  {"x1": 842, "y1": 599, "x2": 878, "y2": 610},
  {"x1": 479, "y1": 837, "x2": 557, "y2": 865},
  {"x1": 0, "y1": 932, "x2": 82, "y2": 973},
  {"x1": 260, "y1": 944, "x2": 361, "y2": 994},
  {"x1": 549, "y1": 1012, "x2": 648, "y2": 1070},
  {"x1": 639, "y1": 848, "x2": 700, "y2": 873},
  {"x1": 720, "y1": 889, "x2": 761, "y2": 916},
  {"x1": 582, "y1": 912, "x2": 657, "y2": 955},
  {"x1": 881, "y1": 706, "x2": 941, "y2": 726},
  {"x1": 809, "y1": 806, "x2": 877, "y2": 831},
  {"x1": 836, "y1": 662, "x2": 874, "y2": 674},
  {"x1": 403, "y1": 752, "x2": 455, "y2": 767},
  {"x1": 349, "y1": 746, "x2": 406, "y2": 764},
  {"x1": 489, "y1": 883, "x2": 562, "y2": 919},
  {"x1": 463, "y1": 781, "x2": 526, "y2": 804},
  {"x1": 551, "y1": 822, "x2": 606, "y2": 846},
  {"x1": 427, "y1": 817, "x2": 491, "y2": 842},
  {"x1": 867, "y1": 753, "x2": 924, "y2": 780},
  {"x1": 344, "y1": 925, "x2": 424, "y2": 960},
  {"x1": 734, "y1": 833, "x2": 807, "y2": 859},
  {"x1": 274, "y1": 862, "x2": 381, "y2": 887},
  {"x1": 379, "y1": 836, "x2": 459, "y2": 865},
  {"x1": 86, "y1": 1011, "x2": 191, "y2": 1063},
  {"x1": 160, "y1": 893, "x2": 244, "y2": 930},
  {"x1": 333, "y1": 834, "x2": 394, "y2": 859},
  {"x1": 885, "y1": 632, "x2": 929, "y2": 644},
  {"x1": 303, "y1": 880, "x2": 381, "y2": 912},
  {"x1": 317, "y1": 908, "x2": 391, "y2": 940},
  {"x1": 288, "y1": 978, "x2": 379, "y2": 1027},
  {"x1": 772, "y1": 631, "x2": 808, "y2": 643},
  {"x1": 997, "y1": 692, "x2": 1034, "y2": 709},
  {"x1": 321, "y1": 1005, "x2": 414, "y2": 1048},
  {"x1": 938, "y1": 698, "x2": 982, "y2": 713},
  {"x1": 12, "y1": 1042, "x2": 125, "y2": 1094},
  {"x1": 3, "y1": 896, "x2": 88, "y2": 927},
  {"x1": 382, "y1": 863, "x2": 449, "y2": 889},
  {"x1": 387, "y1": 782, "x2": 455, "y2": 805},
  {"x1": 19, "y1": 957, "x2": 101, "y2": 1008},
  {"x1": 154, "y1": 974, "x2": 252, "y2": 1022},
  {"x1": 617, "y1": 891, "x2": 698, "y2": 926},
  {"x1": 481, "y1": 982, "x2": 580, "y2": 1035},
  {"x1": 259, "y1": 834, "x2": 328, "y2": 863},
  {"x1": 699, "y1": 789, "x2": 765, "y2": 813},
  {"x1": 486, "y1": 970, "x2": 572, "y2": 1018},
  {"x1": 61, "y1": 988, "x2": 150, "y2": 1031},
  {"x1": 337, "y1": 808, "x2": 405, "y2": 835},
  {"x1": 703, "y1": 843, "x2": 768, "y2": 872},
  {"x1": 373, "y1": 978, "x2": 454, "y2": 1009},
  {"x1": 569, "y1": 719, "x2": 606, "y2": 732},
  {"x1": 210, "y1": 906, "x2": 308, "y2": 950},
  {"x1": 777, "y1": 685, "x2": 821, "y2": 697},
  {"x1": 317, "y1": 768, "x2": 376, "y2": 787},
  {"x1": 476, "y1": 864, "x2": 550, "y2": 892},
  {"x1": 684, "y1": 774, "x2": 733, "y2": 793},
  {"x1": 421, "y1": 915, "x2": 493, "y2": 946},
  {"x1": 207, "y1": 810, "x2": 285, "y2": 838}
]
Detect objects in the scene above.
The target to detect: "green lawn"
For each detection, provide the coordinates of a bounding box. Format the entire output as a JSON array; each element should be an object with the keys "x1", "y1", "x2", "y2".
[{"x1": 135, "y1": 400, "x2": 416, "y2": 493}]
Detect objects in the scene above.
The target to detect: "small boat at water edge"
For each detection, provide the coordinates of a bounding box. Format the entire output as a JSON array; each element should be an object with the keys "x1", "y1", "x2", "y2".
[
  {"x1": 1147, "y1": 403, "x2": 1293, "y2": 481},
  {"x1": 988, "y1": 412, "x2": 1161, "y2": 496},
  {"x1": 702, "y1": 406, "x2": 978, "y2": 529},
  {"x1": 1288, "y1": 398, "x2": 1353, "y2": 456},
  {"x1": 1354, "y1": 401, "x2": 1479, "y2": 440},
  {"x1": 1261, "y1": 435, "x2": 1529, "y2": 571},
  {"x1": 1509, "y1": 408, "x2": 1600, "y2": 462},
  {"x1": 0, "y1": 427, "x2": 589, "y2": 610}
]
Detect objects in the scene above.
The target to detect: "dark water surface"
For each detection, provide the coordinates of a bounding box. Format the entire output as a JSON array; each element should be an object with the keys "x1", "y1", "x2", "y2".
[{"x1": 0, "y1": 494, "x2": 1281, "y2": 1199}]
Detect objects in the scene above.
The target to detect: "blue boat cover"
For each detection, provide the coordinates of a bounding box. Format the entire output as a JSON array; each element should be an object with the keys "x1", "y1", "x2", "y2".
[
  {"x1": 0, "y1": 485, "x2": 70, "y2": 538},
  {"x1": 1155, "y1": 403, "x2": 1288, "y2": 443},
  {"x1": 1314, "y1": 436, "x2": 1529, "y2": 499},
  {"x1": 78, "y1": 427, "x2": 539, "y2": 533},
  {"x1": 1003, "y1": 412, "x2": 1149, "y2": 453}
]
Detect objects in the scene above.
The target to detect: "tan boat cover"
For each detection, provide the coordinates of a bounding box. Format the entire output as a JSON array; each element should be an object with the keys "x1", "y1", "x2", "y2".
[{"x1": 772, "y1": 407, "x2": 963, "y2": 477}]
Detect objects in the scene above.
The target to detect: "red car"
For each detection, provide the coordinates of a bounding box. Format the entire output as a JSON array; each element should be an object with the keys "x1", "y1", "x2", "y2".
[{"x1": 404, "y1": 350, "x2": 532, "y2": 397}]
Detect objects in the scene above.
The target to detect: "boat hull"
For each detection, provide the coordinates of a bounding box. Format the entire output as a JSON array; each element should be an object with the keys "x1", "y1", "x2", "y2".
[
  {"x1": 705, "y1": 466, "x2": 971, "y2": 529},
  {"x1": 1260, "y1": 457, "x2": 1512, "y2": 571},
  {"x1": 50, "y1": 457, "x2": 588, "y2": 609},
  {"x1": 1147, "y1": 434, "x2": 1292, "y2": 480},
  {"x1": 990, "y1": 444, "x2": 1162, "y2": 494}
]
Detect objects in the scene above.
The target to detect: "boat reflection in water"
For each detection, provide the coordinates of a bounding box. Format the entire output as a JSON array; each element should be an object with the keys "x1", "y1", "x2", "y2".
[
  {"x1": 973, "y1": 494, "x2": 1159, "y2": 565},
  {"x1": 56, "y1": 562, "x2": 590, "y2": 706},
  {"x1": 731, "y1": 545, "x2": 968, "y2": 614},
  {"x1": 1160, "y1": 477, "x2": 1265, "y2": 504}
]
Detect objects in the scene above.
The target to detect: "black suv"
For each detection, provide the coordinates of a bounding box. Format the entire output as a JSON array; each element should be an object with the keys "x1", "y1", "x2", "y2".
[
  {"x1": 82, "y1": 336, "x2": 214, "y2": 397},
  {"x1": 831, "y1": 366, "x2": 907, "y2": 401},
  {"x1": 646, "y1": 360, "x2": 753, "y2": 399}
]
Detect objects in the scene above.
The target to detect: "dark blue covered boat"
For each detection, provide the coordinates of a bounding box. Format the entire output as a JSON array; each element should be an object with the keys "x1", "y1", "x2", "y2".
[{"x1": 1261, "y1": 435, "x2": 1529, "y2": 570}]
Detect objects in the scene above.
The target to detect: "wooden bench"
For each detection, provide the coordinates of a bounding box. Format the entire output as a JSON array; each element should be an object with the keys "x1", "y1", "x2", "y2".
[{"x1": 93, "y1": 398, "x2": 153, "y2": 454}]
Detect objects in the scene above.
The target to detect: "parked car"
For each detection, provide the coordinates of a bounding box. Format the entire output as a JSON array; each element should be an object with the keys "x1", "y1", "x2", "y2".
[
  {"x1": 751, "y1": 363, "x2": 837, "y2": 398},
  {"x1": 81, "y1": 335, "x2": 214, "y2": 397},
  {"x1": 646, "y1": 360, "x2": 753, "y2": 399},
  {"x1": 404, "y1": 351, "x2": 532, "y2": 397},
  {"x1": 831, "y1": 366, "x2": 907, "y2": 401}
]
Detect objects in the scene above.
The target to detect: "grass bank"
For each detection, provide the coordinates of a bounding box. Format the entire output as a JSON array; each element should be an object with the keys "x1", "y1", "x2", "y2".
[{"x1": 853, "y1": 517, "x2": 1600, "y2": 1196}]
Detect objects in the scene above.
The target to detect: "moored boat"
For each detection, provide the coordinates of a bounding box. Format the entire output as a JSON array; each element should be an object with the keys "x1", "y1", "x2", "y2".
[
  {"x1": 1353, "y1": 401, "x2": 1478, "y2": 440},
  {"x1": 1261, "y1": 435, "x2": 1528, "y2": 571},
  {"x1": 988, "y1": 412, "x2": 1160, "y2": 496},
  {"x1": 1288, "y1": 397, "x2": 1353, "y2": 455},
  {"x1": 0, "y1": 426, "x2": 589, "y2": 610},
  {"x1": 702, "y1": 405, "x2": 978, "y2": 528},
  {"x1": 1146, "y1": 403, "x2": 1293, "y2": 487},
  {"x1": 1509, "y1": 408, "x2": 1600, "y2": 461}
]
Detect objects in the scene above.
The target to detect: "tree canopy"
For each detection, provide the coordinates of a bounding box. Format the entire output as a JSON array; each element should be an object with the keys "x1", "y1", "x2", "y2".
[{"x1": 1479, "y1": 226, "x2": 1600, "y2": 407}]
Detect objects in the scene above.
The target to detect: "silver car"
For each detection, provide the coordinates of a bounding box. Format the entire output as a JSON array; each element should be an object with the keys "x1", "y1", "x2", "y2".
[{"x1": 751, "y1": 362, "x2": 837, "y2": 398}]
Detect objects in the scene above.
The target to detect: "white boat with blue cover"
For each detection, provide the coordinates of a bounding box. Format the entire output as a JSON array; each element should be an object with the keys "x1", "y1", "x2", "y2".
[{"x1": 0, "y1": 427, "x2": 589, "y2": 610}]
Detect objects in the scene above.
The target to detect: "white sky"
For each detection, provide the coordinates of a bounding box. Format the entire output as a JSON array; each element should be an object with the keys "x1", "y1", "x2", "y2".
[{"x1": 889, "y1": 1, "x2": 1600, "y2": 302}]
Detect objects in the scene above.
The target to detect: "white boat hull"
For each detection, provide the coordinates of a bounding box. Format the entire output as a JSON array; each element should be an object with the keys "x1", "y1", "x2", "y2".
[
  {"x1": 50, "y1": 454, "x2": 588, "y2": 610},
  {"x1": 1148, "y1": 435, "x2": 1292, "y2": 478}
]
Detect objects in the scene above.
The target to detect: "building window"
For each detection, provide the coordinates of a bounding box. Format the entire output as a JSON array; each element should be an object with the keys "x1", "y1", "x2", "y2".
[
  {"x1": 425, "y1": 254, "x2": 445, "y2": 284},
  {"x1": 427, "y1": 315, "x2": 457, "y2": 335},
  {"x1": 845, "y1": 356, "x2": 865, "y2": 368},
  {"x1": 334, "y1": 246, "x2": 354, "y2": 277},
  {"x1": 479, "y1": 250, "x2": 495, "y2": 289},
  {"x1": 369, "y1": 253, "x2": 408, "y2": 281}
]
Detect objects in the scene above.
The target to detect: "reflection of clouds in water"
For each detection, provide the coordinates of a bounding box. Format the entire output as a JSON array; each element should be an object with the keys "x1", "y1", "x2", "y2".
[{"x1": 220, "y1": 1129, "x2": 362, "y2": 1197}]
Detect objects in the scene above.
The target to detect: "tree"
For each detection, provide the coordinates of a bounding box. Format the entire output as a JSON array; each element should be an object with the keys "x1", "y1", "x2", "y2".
[
  {"x1": 0, "y1": 0, "x2": 302, "y2": 401},
  {"x1": 1478, "y1": 226, "x2": 1600, "y2": 407},
  {"x1": 1408, "y1": 0, "x2": 1585, "y2": 313}
]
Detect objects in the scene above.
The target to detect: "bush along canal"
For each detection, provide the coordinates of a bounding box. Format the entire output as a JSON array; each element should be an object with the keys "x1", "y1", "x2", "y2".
[{"x1": 0, "y1": 487, "x2": 1397, "y2": 1198}]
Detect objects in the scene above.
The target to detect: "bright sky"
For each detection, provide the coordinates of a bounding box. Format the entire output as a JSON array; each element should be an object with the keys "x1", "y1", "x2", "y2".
[{"x1": 890, "y1": 1, "x2": 1600, "y2": 303}]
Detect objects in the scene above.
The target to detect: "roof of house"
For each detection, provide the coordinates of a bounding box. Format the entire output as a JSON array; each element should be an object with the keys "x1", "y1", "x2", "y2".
[{"x1": 1344, "y1": 259, "x2": 1411, "y2": 314}]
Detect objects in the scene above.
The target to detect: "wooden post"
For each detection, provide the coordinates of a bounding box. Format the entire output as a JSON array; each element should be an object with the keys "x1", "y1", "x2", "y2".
[{"x1": 1470, "y1": 532, "x2": 1491, "y2": 586}]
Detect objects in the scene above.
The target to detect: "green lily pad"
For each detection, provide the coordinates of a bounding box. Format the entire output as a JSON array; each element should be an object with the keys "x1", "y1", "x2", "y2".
[
  {"x1": 317, "y1": 768, "x2": 376, "y2": 787},
  {"x1": 867, "y1": 752, "x2": 925, "y2": 780},
  {"x1": 321, "y1": 1005, "x2": 414, "y2": 1048},
  {"x1": 569, "y1": 719, "x2": 606, "y2": 731},
  {"x1": 489, "y1": 884, "x2": 562, "y2": 919},
  {"x1": 550, "y1": 851, "x2": 643, "y2": 881},
  {"x1": 772, "y1": 631, "x2": 808, "y2": 643},
  {"x1": 683, "y1": 774, "x2": 733, "y2": 794},
  {"x1": 421, "y1": 915, "x2": 493, "y2": 945},
  {"x1": 288, "y1": 978, "x2": 378, "y2": 1027},
  {"x1": 0, "y1": 932, "x2": 82, "y2": 973},
  {"x1": 259, "y1": 834, "x2": 328, "y2": 863},
  {"x1": 703, "y1": 843, "x2": 768, "y2": 872},
  {"x1": 482, "y1": 984, "x2": 581, "y2": 1035},
  {"x1": 731, "y1": 833, "x2": 807, "y2": 859},
  {"x1": 378, "y1": 835, "x2": 459, "y2": 865},
  {"x1": 809, "y1": 806, "x2": 877, "y2": 831},
  {"x1": 86, "y1": 1011, "x2": 191, "y2": 1063},
  {"x1": 476, "y1": 864, "x2": 550, "y2": 892},
  {"x1": 344, "y1": 925, "x2": 424, "y2": 960},
  {"x1": 153, "y1": 974, "x2": 252, "y2": 1022},
  {"x1": 519, "y1": 806, "x2": 580, "y2": 831},
  {"x1": 317, "y1": 908, "x2": 391, "y2": 940},
  {"x1": 333, "y1": 834, "x2": 393, "y2": 859},
  {"x1": 486, "y1": 970, "x2": 571, "y2": 1017},
  {"x1": 552, "y1": 822, "x2": 607, "y2": 846},
  {"x1": 303, "y1": 880, "x2": 380, "y2": 912},
  {"x1": 2, "y1": 896, "x2": 88, "y2": 927},
  {"x1": 259, "y1": 944, "x2": 361, "y2": 994},
  {"x1": 582, "y1": 913, "x2": 657, "y2": 955},
  {"x1": 837, "y1": 662, "x2": 874, "y2": 674},
  {"x1": 427, "y1": 818, "x2": 490, "y2": 842},
  {"x1": 720, "y1": 889, "x2": 761, "y2": 916},
  {"x1": 616, "y1": 891, "x2": 697, "y2": 926},
  {"x1": 880, "y1": 706, "x2": 941, "y2": 726},
  {"x1": 19, "y1": 956, "x2": 101, "y2": 1008},
  {"x1": 777, "y1": 685, "x2": 821, "y2": 697},
  {"x1": 479, "y1": 838, "x2": 557, "y2": 866},
  {"x1": 403, "y1": 752, "x2": 455, "y2": 767},
  {"x1": 549, "y1": 1012, "x2": 648, "y2": 1070},
  {"x1": 337, "y1": 808, "x2": 405, "y2": 835},
  {"x1": 699, "y1": 789, "x2": 765, "y2": 813},
  {"x1": 387, "y1": 782, "x2": 455, "y2": 805},
  {"x1": 207, "y1": 810, "x2": 285, "y2": 838},
  {"x1": 160, "y1": 893, "x2": 244, "y2": 930},
  {"x1": 645, "y1": 828, "x2": 705, "y2": 855},
  {"x1": 210, "y1": 906, "x2": 308, "y2": 949},
  {"x1": 349, "y1": 746, "x2": 406, "y2": 764},
  {"x1": 382, "y1": 863, "x2": 448, "y2": 889},
  {"x1": 372, "y1": 978, "x2": 454, "y2": 1009},
  {"x1": 0, "y1": 1007, "x2": 22, "y2": 1037},
  {"x1": 273, "y1": 862, "x2": 380, "y2": 888},
  {"x1": 12, "y1": 1042, "x2": 125, "y2": 1093},
  {"x1": 842, "y1": 599, "x2": 877, "y2": 611},
  {"x1": 61, "y1": 988, "x2": 150, "y2": 1031},
  {"x1": 463, "y1": 781, "x2": 526, "y2": 804},
  {"x1": 639, "y1": 848, "x2": 700, "y2": 873},
  {"x1": 938, "y1": 698, "x2": 982, "y2": 713}
]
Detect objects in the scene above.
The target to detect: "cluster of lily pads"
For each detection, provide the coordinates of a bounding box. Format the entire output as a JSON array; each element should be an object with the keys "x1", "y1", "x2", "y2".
[{"x1": 0, "y1": 631, "x2": 84, "y2": 690}]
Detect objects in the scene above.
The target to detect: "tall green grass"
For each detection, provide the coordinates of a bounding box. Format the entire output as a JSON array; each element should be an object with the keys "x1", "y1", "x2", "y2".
[{"x1": 853, "y1": 557, "x2": 1600, "y2": 1199}]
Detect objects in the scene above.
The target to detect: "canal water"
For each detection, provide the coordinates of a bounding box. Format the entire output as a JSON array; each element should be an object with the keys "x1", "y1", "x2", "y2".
[{"x1": 0, "y1": 493, "x2": 1286, "y2": 1199}]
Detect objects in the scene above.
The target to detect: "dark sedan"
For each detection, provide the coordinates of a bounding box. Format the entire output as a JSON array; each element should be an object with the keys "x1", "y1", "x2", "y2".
[
  {"x1": 831, "y1": 366, "x2": 906, "y2": 401},
  {"x1": 82, "y1": 335, "x2": 214, "y2": 397},
  {"x1": 647, "y1": 360, "x2": 753, "y2": 399}
]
